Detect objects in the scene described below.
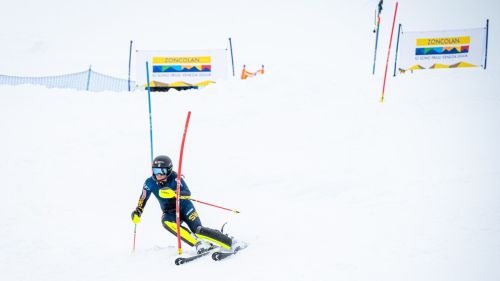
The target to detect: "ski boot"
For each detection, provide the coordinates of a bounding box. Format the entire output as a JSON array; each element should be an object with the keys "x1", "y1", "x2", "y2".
[
  {"x1": 195, "y1": 239, "x2": 214, "y2": 254},
  {"x1": 195, "y1": 226, "x2": 232, "y2": 250}
]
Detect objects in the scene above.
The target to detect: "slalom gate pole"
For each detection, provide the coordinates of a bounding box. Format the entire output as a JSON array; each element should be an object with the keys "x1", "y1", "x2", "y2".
[
  {"x1": 393, "y1": 24, "x2": 402, "y2": 77},
  {"x1": 146, "y1": 61, "x2": 154, "y2": 163},
  {"x1": 176, "y1": 111, "x2": 192, "y2": 255},
  {"x1": 229, "y1": 37, "x2": 236, "y2": 77},
  {"x1": 484, "y1": 19, "x2": 489, "y2": 69},
  {"x1": 128, "y1": 40, "x2": 133, "y2": 92},
  {"x1": 380, "y1": 1, "x2": 399, "y2": 103},
  {"x1": 132, "y1": 224, "x2": 137, "y2": 253},
  {"x1": 190, "y1": 198, "x2": 240, "y2": 213},
  {"x1": 372, "y1": 11, "x2": 381, "y2": 75}
]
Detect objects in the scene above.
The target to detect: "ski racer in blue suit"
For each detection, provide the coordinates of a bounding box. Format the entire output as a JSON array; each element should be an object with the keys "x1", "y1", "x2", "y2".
[{"x1": 131, "y1": 155, "x2": 232, "y2": 253}]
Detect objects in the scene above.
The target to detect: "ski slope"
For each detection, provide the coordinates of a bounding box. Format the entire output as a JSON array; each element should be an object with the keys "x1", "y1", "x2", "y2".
[{"x1": 1, "y1": 1, "x2": 500, "y2": 280}]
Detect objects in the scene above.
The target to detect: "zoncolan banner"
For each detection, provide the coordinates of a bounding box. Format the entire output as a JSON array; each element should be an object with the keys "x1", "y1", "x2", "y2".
[
  {"x1": 136, "y1": 49, "x2": 228, "y2": 89},
  {"x1": 397, "y1": 28, "x2": 487, "y2": 72}
]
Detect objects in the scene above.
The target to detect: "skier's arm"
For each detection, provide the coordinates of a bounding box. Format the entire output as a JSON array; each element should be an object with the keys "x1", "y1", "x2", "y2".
[
  {"x1": 178, "y1": 177, "x2": 191, "y2": 198},
  {"x1": 158, "y1": 177, "x2": 191, "y2": 199},
  {"x1": 131, "y1": 184, "x2": 152, "y2": 224},
  {"x1": 137, "y1": 183, "x2": 152, "y2": 210}
]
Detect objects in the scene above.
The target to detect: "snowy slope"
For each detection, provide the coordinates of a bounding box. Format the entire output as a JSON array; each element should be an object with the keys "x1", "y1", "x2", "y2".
[{"x1": 1, "y1": 1, "x2": 500, "y2": 281}]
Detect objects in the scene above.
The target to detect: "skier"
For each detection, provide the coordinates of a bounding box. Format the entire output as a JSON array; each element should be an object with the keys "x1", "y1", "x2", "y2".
[
  {"x1": 378, "y1": 0, "x2": 383, "y2": 14},
  {"x1": 373, "y1": 0, "x2": 384, "y2": 33},
  {"x1": 131, "y1": 155, "x2": 233, "y2": 254}
]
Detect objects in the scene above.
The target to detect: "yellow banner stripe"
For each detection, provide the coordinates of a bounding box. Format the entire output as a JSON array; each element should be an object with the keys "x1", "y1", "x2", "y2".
[
  {"x1": 416, "y1": 36, "x2": 470, "y2": 46},
  {"x1": 153, "y1": 56, "x2": 211, "y2": 64}
]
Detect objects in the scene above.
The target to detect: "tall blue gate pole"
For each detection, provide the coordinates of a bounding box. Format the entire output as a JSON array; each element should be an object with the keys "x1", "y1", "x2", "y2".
[
  {"x1": 128, "y1": 40, "x2": 133, "y2": 91},
  {"x1": 372, "y1": 12, "x2": 381, "y2": 75},
  {"x1": 146, "y1": 61, "x2": 154, "y2": 163},
  {"x1": 229, "y1": 37, "x2": 235, "y2": 77},
  {"x1": 484, "y1": 19, "x2": 489, "y2": 69},
  {"x1": 393, "y1": 24, "x2": 402, "y2": 77},
  {"x1": 86, "y1": 65, "x2": 92, "y2": 91}
]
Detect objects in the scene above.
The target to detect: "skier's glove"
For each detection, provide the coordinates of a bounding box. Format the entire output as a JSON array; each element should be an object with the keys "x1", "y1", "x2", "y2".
[{"x1": 131, "y1": 207, "x2": 143, "y2": 224}]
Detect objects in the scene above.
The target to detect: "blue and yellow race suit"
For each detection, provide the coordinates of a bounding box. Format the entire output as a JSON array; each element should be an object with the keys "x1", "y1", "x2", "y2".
[{"x1": 136, "y1": 171, "x2": 201, "y2": 246}]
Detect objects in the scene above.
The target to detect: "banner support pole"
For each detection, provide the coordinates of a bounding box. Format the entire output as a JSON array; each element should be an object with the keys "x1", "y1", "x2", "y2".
[
  {"x1": 393, "y1": 24, "x2": 402, "y2": 77},
  {"x1": 229, "y1": 37, "x2": 236, "y2": 77},
  {"x1": 484, "y1": 19, "x2": 489, "y2": 69},
  {"x1": 128, "y1": 40, "x2": 133, "y2": 91}
]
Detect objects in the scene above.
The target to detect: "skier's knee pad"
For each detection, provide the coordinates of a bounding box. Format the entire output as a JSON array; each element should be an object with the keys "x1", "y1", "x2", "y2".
[
  {"x1": 163, "y1": 221, "x2": 198, "y2": 247},
  {"x1": 195, "y1": 226, "x2": 232, "y2": 250}
]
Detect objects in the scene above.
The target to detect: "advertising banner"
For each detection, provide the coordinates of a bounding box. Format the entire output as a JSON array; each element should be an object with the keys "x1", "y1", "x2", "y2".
[
  {"x1": 136, "y1": 49, "x2": 228, "y2": 89},
  {"x1": 398, "y1": 27, "x2": 486, "y2": 71}
]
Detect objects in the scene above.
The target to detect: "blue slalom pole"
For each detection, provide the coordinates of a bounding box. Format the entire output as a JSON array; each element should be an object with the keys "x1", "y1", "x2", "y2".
[
  {"x1": 229, "y1": 37, "x2": 235, "y2": 77},
  {"x1": 393, "y1": 24, "x2": 402, "y2": 77},
  {"x1": 146, "y1": 61, "x2": 154, "y2": 163},
  {"x1": 372, "y1": 12, "x2": 381, "y2": 75},
  {"x1": 86, "y1": 65, "x2": 92, "y2": 91},
  {"x1": 128, "y1": 40, "x2": 133, "y2": 91},
  {"x1": 484, "y1": 19, "x2": 489, "y2": 69}
]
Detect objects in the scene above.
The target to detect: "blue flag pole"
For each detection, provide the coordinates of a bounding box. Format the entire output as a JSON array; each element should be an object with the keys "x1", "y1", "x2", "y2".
[
  {"x1": 484, "y1": 19, "x2": 489, "y2": 69},
  {"x1": 393, "y1": 24, "x2": 402, "y2": 77},
  {"x1": 146, "y1": 61, "x2": 154, "y2": 163},
  {"x1": 229, "y1": 37, "x2": 235, "y2": 77},
  {"x1": 372, "y1": 12, "x2": 381, "y2": 75},
  {"x1": 128, "y1": 40, "x2": 133, "y2": 91}
]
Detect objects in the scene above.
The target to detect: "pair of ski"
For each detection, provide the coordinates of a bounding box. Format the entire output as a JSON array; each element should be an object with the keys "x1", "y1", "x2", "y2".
[{"x1": 174, "y1": 243, "x2": 247, "y2": 265}]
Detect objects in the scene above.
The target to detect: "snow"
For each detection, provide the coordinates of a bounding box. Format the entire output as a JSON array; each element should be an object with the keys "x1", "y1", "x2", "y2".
[{"x1": 1, "y1": 0, "x2": 500, "y2": 280}]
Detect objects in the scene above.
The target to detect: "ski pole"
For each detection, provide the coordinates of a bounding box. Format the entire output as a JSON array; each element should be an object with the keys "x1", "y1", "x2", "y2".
[
  {"x1": 132, "y1": 224, "x2": 137, "y2": 253},
  {"x1": 190, "y1": 198, "x2": 240, "y2": 213}
]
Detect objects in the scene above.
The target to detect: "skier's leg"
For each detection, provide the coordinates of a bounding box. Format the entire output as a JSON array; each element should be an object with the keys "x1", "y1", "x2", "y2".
[
  {"x1": 161, "y1": 210, "x2": 198, "y2": 246},
  {"x1": 180, "y1": 200, "x2": 232, "y2": 250},
  {"x1": 179, "y1": 199, "x2": 202, "y2": 233},
  {"x1": 195, "y1": 226, "x2": 233, "y2": 250}
]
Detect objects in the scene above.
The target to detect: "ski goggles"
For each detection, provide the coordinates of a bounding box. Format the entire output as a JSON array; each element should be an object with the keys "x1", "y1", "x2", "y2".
[{"x1": 153, "y1": 167, "x2": 169, "y2": 175}]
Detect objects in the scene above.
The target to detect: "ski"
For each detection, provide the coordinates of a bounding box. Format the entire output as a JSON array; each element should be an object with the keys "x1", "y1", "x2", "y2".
[
  {"x1": 174, "y1": 248, "x2": 216, "y2": 265},
  {"x1": 212, "y1": 243, "x2": 248, "y2": 261}
]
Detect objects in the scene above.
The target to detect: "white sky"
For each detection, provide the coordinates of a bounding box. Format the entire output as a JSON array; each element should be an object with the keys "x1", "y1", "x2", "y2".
[{"x1": 1, "y1": 0, "x2": 498, "y2": 75}]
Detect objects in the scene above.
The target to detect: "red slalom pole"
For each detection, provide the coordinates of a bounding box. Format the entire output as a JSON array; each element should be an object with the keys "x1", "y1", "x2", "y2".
[
  {"x1": 190, "y1": 198, "x2": 240, "y2": 213},
  {"x1": 176, "y1": 111, "x2": 191, "y2": 255},
  {"x1": 380, "y1": 1, "x2": 399, "y2": 103}
]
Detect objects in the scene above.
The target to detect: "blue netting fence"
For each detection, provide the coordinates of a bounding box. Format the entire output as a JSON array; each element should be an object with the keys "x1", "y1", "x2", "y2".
[{"x1": 0, "y1": 69, "x2": 135, "y2": 92}]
